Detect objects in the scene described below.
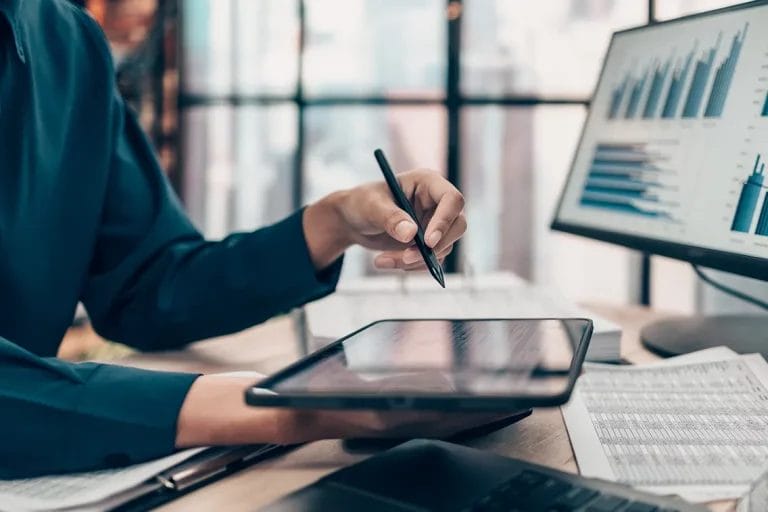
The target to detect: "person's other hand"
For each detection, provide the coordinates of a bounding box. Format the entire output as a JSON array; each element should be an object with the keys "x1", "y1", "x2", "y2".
[
  {"x1": 303, "y1": 170, "x2": 466, "y2": 271},
  {"x1": 176, "y1": 376, "x2": 512, "y2": 448},
  {"x1": 278, "y1": 408, "x2": 511, "y2": 444}
]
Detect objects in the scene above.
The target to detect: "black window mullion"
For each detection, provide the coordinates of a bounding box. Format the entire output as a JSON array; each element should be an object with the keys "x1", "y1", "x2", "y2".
[
  {"x1": 172, "y1": 0, "x2": 187, "y2": 197},
  {"x1": 639, "y1": 0, "x2": 656, "y2": 307},
  {"x1": 445, "y1": 0, "x2": 462, "y2": 273},
  {"x1": 294, "y1": 0, "x2": 306, "y2": 211},
  {"x1": 151, "y1": 0, "x2": 167, "y2": 150},
  {"x1": 177, "y1": 94, "x2": 590, "y2": 108},
  {"x1": 172, "y1": 0, "x2": 643, "y2": 282},
  {"x1": 228, "y1": 0, "x2": 241, "y2": 230}
]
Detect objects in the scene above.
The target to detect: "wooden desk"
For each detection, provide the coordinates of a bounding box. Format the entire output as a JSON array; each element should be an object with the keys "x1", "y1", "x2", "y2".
[{"x1": 115, "y1": 305, "x2": 734, "y2": 511}]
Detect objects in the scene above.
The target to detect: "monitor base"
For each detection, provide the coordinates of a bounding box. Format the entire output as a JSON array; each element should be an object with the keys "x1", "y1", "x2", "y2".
[{"x1": 641, "y1": 315, "x2": 768, "y2": 358}]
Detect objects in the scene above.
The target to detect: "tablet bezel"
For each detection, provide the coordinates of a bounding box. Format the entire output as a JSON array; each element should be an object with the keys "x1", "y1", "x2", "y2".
[{"x1": 245, "y1": 318, "x2": 593, "y2": 411}]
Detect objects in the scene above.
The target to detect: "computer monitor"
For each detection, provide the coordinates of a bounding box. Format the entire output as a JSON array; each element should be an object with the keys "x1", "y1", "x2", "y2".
[{"x1": 551, "y1": 1, "x2": 768, "y2": 356}]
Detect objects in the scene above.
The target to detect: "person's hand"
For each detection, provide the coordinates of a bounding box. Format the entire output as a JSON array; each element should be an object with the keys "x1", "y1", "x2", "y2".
[
  {"x1": 303, "y1": 170, "x2": 466, "y2": 271},
  {"x1": 176, "y1": 376, "x2": 511, "y2": 448},
  {"x1": 277, "y1": 408, "x2": 511, "y2": 444}
]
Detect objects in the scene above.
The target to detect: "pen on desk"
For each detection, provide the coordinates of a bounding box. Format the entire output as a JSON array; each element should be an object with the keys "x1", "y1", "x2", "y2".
[
  {"x1": 161, "y1": 445, "x2": 282, "y2": 491},
  {"x1": 373, "y1": 148, "x2": 446, "y2": 288}
]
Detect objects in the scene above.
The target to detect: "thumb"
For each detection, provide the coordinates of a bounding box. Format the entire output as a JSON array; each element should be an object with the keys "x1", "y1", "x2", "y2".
[{"x1": 376, "y1": 201, "x2": 417, "y2": 243}]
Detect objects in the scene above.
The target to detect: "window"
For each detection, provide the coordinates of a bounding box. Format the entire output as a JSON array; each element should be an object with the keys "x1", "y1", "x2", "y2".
[{"x1": 178, "y1": 1, "x2": 737, "y2": 305}]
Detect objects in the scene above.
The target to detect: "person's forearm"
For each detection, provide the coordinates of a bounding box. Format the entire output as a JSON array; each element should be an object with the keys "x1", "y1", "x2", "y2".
[
  {"x1": 174, "y1": 375, "x2": 382, "y2": 448},
  {"x1": 303, "y1": 191, "x2": 354, "y2": 270},
  {"x1": 0, "y1": 336, "x2": 198, "y2": 478},
  {"x1": 176, "y1": 376, "x2": 291, "y2": 447},
  {"x1": 175, "y1": 376, "x2": 335, "y2": 447},
  {"x1": 174, "y1": 375, "x2": 511, "y2": 449},
  {"x1": 86, "y1": 211, "x2": 343, "y2": 351}
]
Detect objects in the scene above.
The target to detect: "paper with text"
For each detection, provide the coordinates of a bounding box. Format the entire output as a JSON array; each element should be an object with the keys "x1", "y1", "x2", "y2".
[
  {"x1": 563, "y1": 352, "x2": 768, "y2": 503},
  {"x1": 0, "y1": 448, "x2": 205, "y2": 511}
]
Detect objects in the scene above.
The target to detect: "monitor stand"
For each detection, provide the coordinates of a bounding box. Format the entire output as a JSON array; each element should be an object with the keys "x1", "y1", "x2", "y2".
[{"x1": 641, "y1": 315, "x2": 768, "y2": 358}]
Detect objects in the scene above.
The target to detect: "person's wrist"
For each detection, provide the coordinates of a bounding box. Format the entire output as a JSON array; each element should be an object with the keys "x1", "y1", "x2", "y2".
[
  {"x1": 176, "y1": 376, "x2": 289, "y2": 447},
  {"x1": 303, "y1": 190, "x2": 354, "y2": 271}
]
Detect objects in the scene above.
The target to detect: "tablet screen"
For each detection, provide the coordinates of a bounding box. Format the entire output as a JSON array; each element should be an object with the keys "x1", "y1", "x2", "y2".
[{"x1": 270, "y1": 319, "x2": 590, "y2": 397}]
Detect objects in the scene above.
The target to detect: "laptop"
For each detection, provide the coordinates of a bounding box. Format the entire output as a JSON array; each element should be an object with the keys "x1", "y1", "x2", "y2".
[{"x1": 260, "y1": 439, "x2": 704, "y2": 511}]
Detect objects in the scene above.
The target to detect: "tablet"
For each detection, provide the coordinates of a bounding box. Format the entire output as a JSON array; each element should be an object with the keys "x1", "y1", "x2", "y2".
[{"x1": 245, "y1": 318, "x2": 593, "y2": 411}]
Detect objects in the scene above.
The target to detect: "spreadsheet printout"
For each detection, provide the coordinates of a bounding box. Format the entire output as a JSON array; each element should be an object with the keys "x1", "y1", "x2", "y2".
[{"x1": 563, "y1": 352, "x2": 768, "y2": 503}]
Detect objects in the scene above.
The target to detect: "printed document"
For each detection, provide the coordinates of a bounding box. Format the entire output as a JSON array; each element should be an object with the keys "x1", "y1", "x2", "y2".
[
  {"x1": 0, "y1": 448, "x2": 204, "y2": 511},
  {"x1": 563, "y1": 349, "x2": 768, "y2": 503}
]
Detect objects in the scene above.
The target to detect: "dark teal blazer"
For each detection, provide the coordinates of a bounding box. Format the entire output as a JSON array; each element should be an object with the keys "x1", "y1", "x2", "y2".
[{"x1": 0, "y1": 0, "x2": 341, "y2": 478}]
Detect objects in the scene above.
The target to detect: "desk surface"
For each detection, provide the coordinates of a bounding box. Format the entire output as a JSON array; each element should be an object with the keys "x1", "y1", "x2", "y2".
[{"x1": 118, "y1": 304, "x2": 733, "y2": 512}]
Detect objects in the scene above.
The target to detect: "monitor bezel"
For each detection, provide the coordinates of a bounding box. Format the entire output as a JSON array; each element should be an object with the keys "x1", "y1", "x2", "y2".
[{"x1": 550, "y1": 0, "x2": 768, "y2": 282}]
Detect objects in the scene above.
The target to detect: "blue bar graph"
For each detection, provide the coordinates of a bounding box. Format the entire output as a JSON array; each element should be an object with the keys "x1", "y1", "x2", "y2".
[
  {"x1": 643, "y1": 60, "x2": 672, "y2": 119},
  {"x1": 757, "y1": 194, "x2": 768, "y2": 237},
  {"x1": 579, "y1": 143, "x2": 674, "y2": 219},
  {"x1": 625, "y1": 68, "x2": 651, "y2": 119},
  {"x1": 704, "y1": 23, "x2": 748, "y2": 117},
  {"x1": 762, "y1": 92, "x2": 768, "y2": 117},
  {"x1": 608, "y1": 77, "x2": 629, "y2": 119},
  {"x1": 661, "y1": 51, "x2": 694, "y2": 119},
  {"x1": 682, "y1": 33, "x2": 722, "y2": 118},
  {"x1": 731, "y1": 154, "x2": 766, "y2": 233}
]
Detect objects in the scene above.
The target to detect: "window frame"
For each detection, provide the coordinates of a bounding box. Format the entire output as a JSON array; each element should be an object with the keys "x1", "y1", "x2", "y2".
[{"x1": 175, "y1": 0, "x2": 656, "y2": 299}]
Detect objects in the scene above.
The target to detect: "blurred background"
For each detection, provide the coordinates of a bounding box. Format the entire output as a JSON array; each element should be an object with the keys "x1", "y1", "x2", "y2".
[{"x1": 72, "y1": 0, "x2": 759, "y2": 325}]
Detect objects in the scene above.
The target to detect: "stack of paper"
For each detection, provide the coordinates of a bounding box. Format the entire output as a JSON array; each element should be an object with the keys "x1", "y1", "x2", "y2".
[
  {"x1": 0, "y1": 448, "x2": 205, "y2": 511},
  {"x1": 304, "y1": 273, "x2": 622, "y2": 362},
  {"x1": 563, "y1": 347, "x2": 768, "y2": 503}
]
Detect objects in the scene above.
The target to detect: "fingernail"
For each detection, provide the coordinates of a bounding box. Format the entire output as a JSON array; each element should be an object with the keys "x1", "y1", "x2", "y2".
[
  {"x1": 402, "y1": 249, "x2": 420, "y2": 265},
  {"x1": 427, "y1": 230, "x2": 442, "y2": 247},
  {"x1": 395, "y1": 220, "x2": 415, "y2": 242},
  {"x1": 376, "y1": 257, "x2": 396, "y2": 269}
]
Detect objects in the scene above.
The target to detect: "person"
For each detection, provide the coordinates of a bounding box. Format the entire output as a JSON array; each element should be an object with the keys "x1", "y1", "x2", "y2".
[{"x1": 0, "y1": 0, "x2": 486, "y2": 479}]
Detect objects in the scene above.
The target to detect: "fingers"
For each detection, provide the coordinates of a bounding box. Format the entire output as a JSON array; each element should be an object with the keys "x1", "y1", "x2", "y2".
[
  {"x1": 396, "y1": 210, "x2": 464, "y2": 266},
  {"x1": 411, "y1": 215, "x2": 466, "y2": 260},
  {"x1": 369, "y1": 190, "x2": 418, "y2": 244},
  {"x1": 374, "y1": 244, "x2": 454, "y2": 270},
  {"x1": 346, "y1": 411, "x2": 515, "y2": 440},
  {"x1": 360, "y1": 170, "x2": 465, "y2": 260},
  {"x1": 410, "y1": 175, "x2": 465, "y2": 248}
]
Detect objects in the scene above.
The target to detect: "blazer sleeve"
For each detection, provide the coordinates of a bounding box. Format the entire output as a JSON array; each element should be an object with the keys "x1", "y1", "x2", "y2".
[
  {"x1": 0, "y1": 336, "x2": 198, "y2": 478},
  {"x1": 80, "y1": 89, "x2": 342, "y2": 351}
]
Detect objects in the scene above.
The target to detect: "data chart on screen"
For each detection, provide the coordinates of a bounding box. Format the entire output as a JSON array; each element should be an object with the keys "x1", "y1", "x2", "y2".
[{"x1": 556, "y1": 3, "x2": 768, "y2": 260}]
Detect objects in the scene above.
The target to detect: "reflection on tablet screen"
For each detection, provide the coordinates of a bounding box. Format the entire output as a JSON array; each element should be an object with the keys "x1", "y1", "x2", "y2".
[{"x1": 273, "y1": 319, "x2": 588, "y2": 397}]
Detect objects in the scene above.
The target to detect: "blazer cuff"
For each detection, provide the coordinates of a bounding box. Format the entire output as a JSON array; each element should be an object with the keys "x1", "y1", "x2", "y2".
[
  {"x1": 252, "y1": 208, "x2": 343, "y2": 304},
  {"x1": 67, "y1": 364, "x2": 199, "y2": 470}
]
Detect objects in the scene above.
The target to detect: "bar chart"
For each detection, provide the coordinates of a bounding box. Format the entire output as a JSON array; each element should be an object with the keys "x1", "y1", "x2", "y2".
[
  {"x1": 661, "y1": 50, "x2": 694, "y2": 119},
  {"x1": 607, "y1": 23, "x2": 749, "y2": 121},
  {"x1": 579, "y1": 143, "x2": 677, "y2": 219},
  {"x1": 757, "y1": 193, "x2": 768, "y2": 236},
  {"x1": 762, "y1": 91, "x2": 768, "y2": 117},
  {"x1": 643, "y1": 60, "x2": 671, "y2": 119},
  {"x1": 703, "y1": 24, "x2": 748, "y2": 117},
  {"x1": 625, "y1": 68, "x2": 650, "y2": 119},
  {"x1": 730, "y1": 154, "x2": 766, "y2": 233},
  {"x1": 681, "y1": 34, "x2": 721, "y2": 118}
]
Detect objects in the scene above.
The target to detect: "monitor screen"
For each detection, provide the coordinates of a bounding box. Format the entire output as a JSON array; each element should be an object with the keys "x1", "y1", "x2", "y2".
[{"x1": 553, "y1": 1, "x2": 768, "y2": 279}]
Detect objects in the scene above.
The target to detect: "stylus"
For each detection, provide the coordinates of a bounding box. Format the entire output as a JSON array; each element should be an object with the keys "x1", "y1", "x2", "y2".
[{"x1": 373, "y1": 149, "x2": 445, "y2": 288}]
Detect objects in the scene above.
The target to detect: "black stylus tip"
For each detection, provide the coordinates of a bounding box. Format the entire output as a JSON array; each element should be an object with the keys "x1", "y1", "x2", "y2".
[{"x1": 435, "y1": 267, "x2": 446, "y2": 288}]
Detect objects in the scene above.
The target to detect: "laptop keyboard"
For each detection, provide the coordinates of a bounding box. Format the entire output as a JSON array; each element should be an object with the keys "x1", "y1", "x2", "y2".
[{"x1": 467, "y1": 470, "x2": 677, "y2": 512}]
